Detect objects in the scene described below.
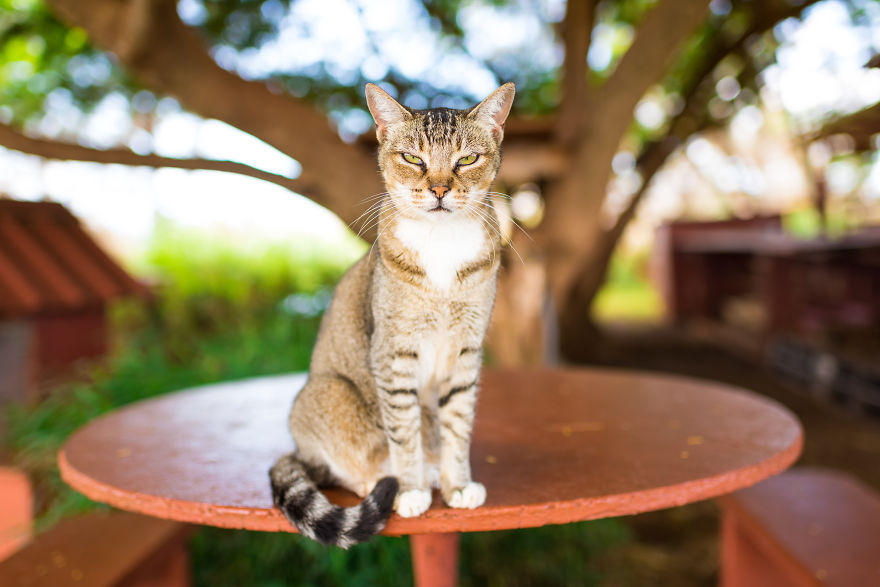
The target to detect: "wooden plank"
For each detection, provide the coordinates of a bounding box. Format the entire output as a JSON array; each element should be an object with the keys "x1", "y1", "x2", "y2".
[
  {"x1": 0, "y1": 218, "x2": 85, "y2": 309},
  {"x1": 0, "y1": 511, "x2": 190, "y2": 587},
  {"x1": 0, "y1": 242, "x2": 42, "y2": 316},
  {"x1": 719, "y1": 468, "x2": 880, "y2": 587},
  {"x1": 30, "y1": 219, "x2": 123, "y2": 301}
]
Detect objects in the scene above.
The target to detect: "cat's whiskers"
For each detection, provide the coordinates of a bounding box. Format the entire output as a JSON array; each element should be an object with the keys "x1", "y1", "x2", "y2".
[
  {"x1": 355, "y1": 203, "x2": 388, "y2": 239},
  {"x1": 465, "y1": 200, "x2": 525, "y2": 266},
  {"x1": 462, "y1": 203, "x2": 497, "y2": 268},
  {"x1": 353, "y1": 206, "x2": 388, "y2": 239},
  {"x1": 465, "y1": 197, "x2": 506, "y2": 241},
  {"x1": 473, "y1": 195, "x2": 534, "y2": 242},
  {"x1": 357, "y1": 191, "x2": 391, "y2": 205},
  {"x1": 351, "y1": 198, "x2": 386, "y2": 227},
  {"x1": 366, "y1": 201, "x2": 404, "y2": 261},
  {"x1": 461, "y1": 201, "x2": 505, "y2": 267}
]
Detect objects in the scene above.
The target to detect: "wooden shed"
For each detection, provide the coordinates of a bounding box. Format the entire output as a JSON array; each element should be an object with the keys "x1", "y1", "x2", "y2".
[{"x1": 0, "y1": 199, "x2": 148, "y2": 402}]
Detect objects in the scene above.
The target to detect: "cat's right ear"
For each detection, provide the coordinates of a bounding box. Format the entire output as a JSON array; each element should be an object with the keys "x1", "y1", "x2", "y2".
[{"x1": 365, "y1": 84, "x2": 411, "y2": 141}]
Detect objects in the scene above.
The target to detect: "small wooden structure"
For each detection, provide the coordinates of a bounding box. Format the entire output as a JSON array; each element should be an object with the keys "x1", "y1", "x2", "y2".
[
  {"x1": 55, "y1": 368, "x2": 801, "y2": 586},
  {"x1": 655, "y1": 216, "x2": 880, "y2": 411},
  {"x1": 0, "y1": 200, "x2": 147, "y2": 402},
  {"x1": 655, "y1": 216, "x2": 880, "y2": 338}
]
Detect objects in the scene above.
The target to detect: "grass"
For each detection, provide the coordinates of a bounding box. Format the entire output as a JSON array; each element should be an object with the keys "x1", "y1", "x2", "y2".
[
  {"x1": 592, "y1": 251, "x2": 664, "y2": 323},
  {"x1": 3, "y1": 223, "x2": 635, "y2": 585}
]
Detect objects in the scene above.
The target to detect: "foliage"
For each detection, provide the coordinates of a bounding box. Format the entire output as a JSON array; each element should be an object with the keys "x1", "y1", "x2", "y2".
[
  {"x1": 3, "y1": 308, "x2": 323, "y2": 527},
  {"x1": 189, "y1": 516, "x2": 629, "y2": 587},
  {"x1": 128, "y1": 220, "x2": 363, "y2": 355},
  {"x1": 459, "y1": 519, "x2": 631, "y2": 586},
  {"x1": 0, "y1": 0, "x2": 565, "y2": 131},
  {"x1": 0, "y1": 0, "x2": 135, "y2": 124},
  {"x1": 191, "y1": 530, "x2": 415, "y2": 586}
]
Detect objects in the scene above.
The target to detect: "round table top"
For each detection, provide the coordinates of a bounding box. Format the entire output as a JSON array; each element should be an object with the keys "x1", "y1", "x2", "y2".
[{"x1": 59, "y1": 368, "x2": 802, "y2": 535}]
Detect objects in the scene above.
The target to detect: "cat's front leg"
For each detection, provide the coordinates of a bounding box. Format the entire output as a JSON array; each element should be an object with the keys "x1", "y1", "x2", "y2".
[
  {"x1": 437, "y1": 352, "x2": 485, "y2": 509},
  {"x1": 372, "y1": 345, "x2": 431, "y2": 518}
]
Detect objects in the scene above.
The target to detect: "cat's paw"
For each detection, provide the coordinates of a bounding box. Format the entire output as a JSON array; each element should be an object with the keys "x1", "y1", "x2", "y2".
[
  {"x1": 395, "y1": 489, "x2": 432, "y2": 518},
  {"x1": 444, "y1": 482, "x2": 486, "y2": 509}
]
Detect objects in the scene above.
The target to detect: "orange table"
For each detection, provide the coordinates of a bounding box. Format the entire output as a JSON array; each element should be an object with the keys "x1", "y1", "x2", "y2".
[{"x1": 59, "y1": 368, "x2": 802, "y2": 585}]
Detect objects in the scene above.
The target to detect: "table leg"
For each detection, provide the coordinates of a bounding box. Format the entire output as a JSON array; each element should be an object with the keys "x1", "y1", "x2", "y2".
[{"x1": 409, "y1": 532, "x2": 460, "y2": 587}]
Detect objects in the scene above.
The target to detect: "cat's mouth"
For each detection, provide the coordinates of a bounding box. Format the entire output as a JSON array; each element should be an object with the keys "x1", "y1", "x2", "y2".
[{"x1": 428, "y1": 203, "x2": 452, "y2": 213}]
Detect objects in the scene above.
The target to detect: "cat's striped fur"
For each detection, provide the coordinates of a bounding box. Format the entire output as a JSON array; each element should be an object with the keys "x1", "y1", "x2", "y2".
[{"x1": 270, "y1": 82, "x2": 515, "y2": 547}]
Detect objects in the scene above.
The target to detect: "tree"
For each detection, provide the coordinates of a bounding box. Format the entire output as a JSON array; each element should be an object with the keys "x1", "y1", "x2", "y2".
[{"x1": 0, "y1": 0, "x2": 840, "y2": 364}]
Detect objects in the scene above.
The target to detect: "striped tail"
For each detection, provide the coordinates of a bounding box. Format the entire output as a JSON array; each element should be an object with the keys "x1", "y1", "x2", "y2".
[{"x1": 269, "y1": 453, "x2": 398, "y2": 549}]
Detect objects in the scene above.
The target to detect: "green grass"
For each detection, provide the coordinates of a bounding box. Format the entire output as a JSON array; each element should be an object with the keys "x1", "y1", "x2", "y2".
[
  {"x1": 4, "y1": 311, "x2": 324, "y2": 529},
  {"x1": 189, "y1": 517, "x2": 630, "y2": 587},
  {"x1": 4, "y1": 223, "x2": 632, "y2": 585},
  {"x1": 592, "y1": 251, "x2": 664, "y2": 323},
  {"x1": 593, "y1": 284, "x2": 664, "y2": 322}
]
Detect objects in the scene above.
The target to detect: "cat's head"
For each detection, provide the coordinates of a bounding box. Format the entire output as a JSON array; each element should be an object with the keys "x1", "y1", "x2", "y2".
[{"x1": 365, "y1": 83, "x2": 515, "y2": 218}]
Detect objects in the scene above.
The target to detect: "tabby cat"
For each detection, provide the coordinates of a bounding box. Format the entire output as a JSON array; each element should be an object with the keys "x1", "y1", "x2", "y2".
[{"x1": 269, "y1": 82, "x2": 515, "y2": 548}]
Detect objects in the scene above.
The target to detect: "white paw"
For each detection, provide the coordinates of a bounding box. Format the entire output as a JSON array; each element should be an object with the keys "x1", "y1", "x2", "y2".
[
  {"x1": 395, "y1": 489, "x2": 432, "y2": 518},
  {"x1": 446, "y1": 482, "x2": 486, "y2": 509}
]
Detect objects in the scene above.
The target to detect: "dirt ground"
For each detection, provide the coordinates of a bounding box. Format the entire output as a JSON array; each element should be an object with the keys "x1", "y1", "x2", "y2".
[{"x1": 584, "y1": 328, "x2": 880, "y2": 587}]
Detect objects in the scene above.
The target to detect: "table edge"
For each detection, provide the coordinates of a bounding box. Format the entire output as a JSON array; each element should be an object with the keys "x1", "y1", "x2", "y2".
[{"x1": 57, "y1": 365, "x2": 805, "y2": 534}]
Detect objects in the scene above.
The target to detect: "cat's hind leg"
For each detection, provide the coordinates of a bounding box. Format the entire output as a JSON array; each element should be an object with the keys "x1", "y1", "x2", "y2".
[
  {"x1": 272, "y1": 375, "x2": 397, "y2": 548},
  {"x1": 289, "y1": 374, "x2": 390, "y2": 497}
]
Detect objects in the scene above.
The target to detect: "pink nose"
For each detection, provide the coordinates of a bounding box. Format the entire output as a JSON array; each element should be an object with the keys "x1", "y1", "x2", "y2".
[{"x1": 430, "y1": 186, "x2": 449, "y2": 199}]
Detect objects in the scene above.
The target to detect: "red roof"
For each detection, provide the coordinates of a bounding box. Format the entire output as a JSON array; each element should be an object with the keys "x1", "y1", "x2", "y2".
[{"x1": 0, "y1": 199, "x2": 148, "y2": 319}]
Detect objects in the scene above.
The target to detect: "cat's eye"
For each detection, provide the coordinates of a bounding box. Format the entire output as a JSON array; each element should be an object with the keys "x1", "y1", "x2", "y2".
[
  {"x1": 402, "y1": 153, "x2": 423, "y2": 165},
  {"x1": 458, "y1": 154, "x2": 478, "y2": 166}
]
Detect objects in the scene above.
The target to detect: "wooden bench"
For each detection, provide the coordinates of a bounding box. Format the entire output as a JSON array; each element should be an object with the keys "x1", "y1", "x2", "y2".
[
  {"x1": 0, "y1": 467, "x2": 32, "y2": 561},
  {"x1": 719, "y1": 467, "x2": 880, "y2": 587},
  {"x1": 0, "y1": 511, "x2": 191, "y2": 587}
]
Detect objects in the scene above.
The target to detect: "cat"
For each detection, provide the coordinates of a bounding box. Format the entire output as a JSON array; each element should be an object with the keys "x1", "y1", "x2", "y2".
[{"x1": 269, "y1": 81, "x2": 515, "y2": 548}]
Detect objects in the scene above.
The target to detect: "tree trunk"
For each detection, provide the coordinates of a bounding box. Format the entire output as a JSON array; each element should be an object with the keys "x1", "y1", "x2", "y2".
[{"x1": 486, "y1": 231, "x2": 552, "y2": 367}]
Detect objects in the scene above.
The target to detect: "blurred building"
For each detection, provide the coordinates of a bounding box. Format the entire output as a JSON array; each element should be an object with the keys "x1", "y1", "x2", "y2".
[
  {"x1": 656, "y1": 215, "x2": 880, "y2": 411},
  {"x1": 0, "y1": 199, "x2": 148, "y2": 402}
]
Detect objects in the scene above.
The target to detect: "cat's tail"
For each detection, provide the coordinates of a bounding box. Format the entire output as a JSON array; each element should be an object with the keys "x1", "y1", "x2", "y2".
[{"x1": 269, "y1": 453, "x2": 398, "y2": 549}]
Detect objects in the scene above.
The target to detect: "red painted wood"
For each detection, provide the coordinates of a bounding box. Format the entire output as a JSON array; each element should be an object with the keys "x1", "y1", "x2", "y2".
[
  {"x1": 719, "y1": 468, "x2": 880, "y2": 587},
  {"x1": 0, "y1": 200, "x2": 148, "y2": 319},
  {"x1": 0, "y1": 511, "x2": 190, "y2": 587},
  {"x1": 58, "y1": 368, "x2": 802, "y2": 535},
  {"x1": 0, "y1": 467, "x2": 32, "y2": 562},
  {"x1": 410, "y1": 533, "x2": 459, "y2": 587}
]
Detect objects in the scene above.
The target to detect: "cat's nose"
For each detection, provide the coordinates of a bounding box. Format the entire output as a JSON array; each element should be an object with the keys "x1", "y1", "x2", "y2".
[{"x1": 430, "y1": 185, "x2": 450, "y2": 199}]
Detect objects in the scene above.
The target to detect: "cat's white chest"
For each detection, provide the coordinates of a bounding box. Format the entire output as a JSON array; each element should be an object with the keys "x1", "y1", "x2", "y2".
[{"x1": 394, "y1": 217, "x2": 484, "y2": 291}]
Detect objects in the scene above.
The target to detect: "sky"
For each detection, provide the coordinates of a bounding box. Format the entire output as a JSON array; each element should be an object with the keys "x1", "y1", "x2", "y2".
[{"x1": 1, "y1": 0, "x2": 879, "y2": 257}]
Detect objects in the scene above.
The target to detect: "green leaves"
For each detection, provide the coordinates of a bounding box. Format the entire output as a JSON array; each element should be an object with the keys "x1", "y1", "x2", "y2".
[{"x1": 0, "y1": 0, "x2": 134, "y2": 124}]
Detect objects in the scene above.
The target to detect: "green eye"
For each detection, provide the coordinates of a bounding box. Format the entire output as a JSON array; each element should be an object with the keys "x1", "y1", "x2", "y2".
[
  {"x1": 402, "y1": 153, "x2": 423, "y2": 165},
  {"x1": 458, "y1": 154, "x2": 478, "y2": 166}
]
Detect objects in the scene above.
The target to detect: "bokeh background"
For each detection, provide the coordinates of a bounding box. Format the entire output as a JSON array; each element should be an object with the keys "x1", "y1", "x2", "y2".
[{"x1": 2, "y1": 0, "x2": 880, "y2": 585}]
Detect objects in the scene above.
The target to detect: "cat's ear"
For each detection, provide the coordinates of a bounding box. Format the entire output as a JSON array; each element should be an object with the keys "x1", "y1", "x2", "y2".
[
  {"x1": 468, "y1": 82, "x2": 515, "y2": 143},
  {"x1": 365, "y1": 83, "x2": 411, "y2": 141}
]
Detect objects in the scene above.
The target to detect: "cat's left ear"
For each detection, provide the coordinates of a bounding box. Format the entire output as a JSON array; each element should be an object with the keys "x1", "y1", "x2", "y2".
[{"x1": 468, "y1": 82, "x2": 515, "y2": 143}]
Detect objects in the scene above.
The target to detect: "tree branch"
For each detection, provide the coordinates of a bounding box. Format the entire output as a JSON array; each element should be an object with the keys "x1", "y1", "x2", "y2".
[
  {"x1": 813, "y1": 102, "x2": 880, "y2": 151},
  {"x1": 555, "y1": 0, "x2": 596, "y2": 144},
  {"x1": 0, "y1": 122, "x2": 317, "y2": 195},
  {"x1": 594, "y1": 0, "x2": 710, "y2": 138},
  {"x1": 45, "y1": 0, "x2": 382, "y2": 231}
]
